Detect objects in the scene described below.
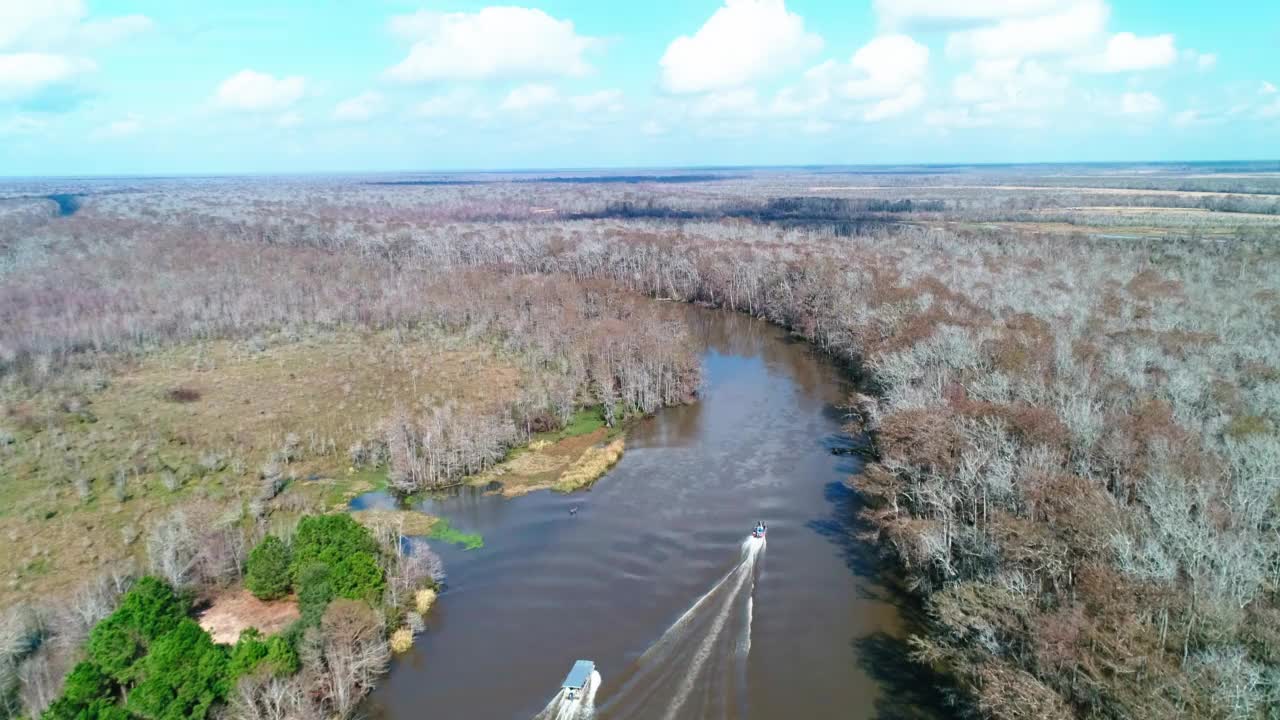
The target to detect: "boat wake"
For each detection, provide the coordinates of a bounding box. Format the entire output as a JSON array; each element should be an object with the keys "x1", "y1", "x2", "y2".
[
  {"x1": 596, "y1": 536, "x2": 765, "y2": 720},
  {"x1": 534, "y1": 670, "x2": 602, "y2": 720}
]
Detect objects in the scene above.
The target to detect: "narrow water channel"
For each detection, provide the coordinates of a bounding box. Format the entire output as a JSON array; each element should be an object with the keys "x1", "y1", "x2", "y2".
[{"x1": 362, "y1": 309, "x2": 947, "y2": 720}]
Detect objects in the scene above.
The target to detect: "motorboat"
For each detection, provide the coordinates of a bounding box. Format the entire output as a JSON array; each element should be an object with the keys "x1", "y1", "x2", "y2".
[
  {"x1": 752, "y1": 521, "x2": 767, "y2": 539},
  {"x1": 561, "y1": 660, "x2": 595, "y2": 701}
]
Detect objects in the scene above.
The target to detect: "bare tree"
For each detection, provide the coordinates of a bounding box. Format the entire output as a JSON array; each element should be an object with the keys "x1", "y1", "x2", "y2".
[
  {"x1": 146, "y1": 509, "x2": 199, "y2": 588},
  {"x1": 301, "y1": 600, "x2": 389, "y2": 718}
]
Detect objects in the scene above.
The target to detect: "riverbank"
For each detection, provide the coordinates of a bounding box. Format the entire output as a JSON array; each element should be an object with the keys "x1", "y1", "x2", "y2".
[{"x1": 466, "y1": 407, "x2": 629, "y2": 496}]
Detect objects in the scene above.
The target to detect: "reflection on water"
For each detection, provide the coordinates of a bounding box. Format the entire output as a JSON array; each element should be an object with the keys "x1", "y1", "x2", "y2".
[{"x1": 362, "y1": 307, "x2": 951, "y2": 720}]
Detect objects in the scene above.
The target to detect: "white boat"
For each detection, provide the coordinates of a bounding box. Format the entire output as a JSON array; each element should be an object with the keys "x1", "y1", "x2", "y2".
[{"x1": 561, "y1": 660, "x2": 595, "y2": 701}]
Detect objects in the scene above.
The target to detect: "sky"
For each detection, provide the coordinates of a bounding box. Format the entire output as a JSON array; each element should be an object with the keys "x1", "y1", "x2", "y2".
[{"x1": 0, "y1": 0, "x2": 1278, "y2": 175}]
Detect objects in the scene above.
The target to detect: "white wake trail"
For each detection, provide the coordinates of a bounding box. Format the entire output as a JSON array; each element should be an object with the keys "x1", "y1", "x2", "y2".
[{"x1": 595, "y1": 536, "x2": 765, "y2": 720}]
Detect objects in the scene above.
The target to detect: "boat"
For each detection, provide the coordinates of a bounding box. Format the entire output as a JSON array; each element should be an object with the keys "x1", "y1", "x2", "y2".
[
  {"x1": 752, "y1": 521, "x2": 766, "y2": 539},
  {"x1": 561, "y1": 660, "x2": 595, "y2": 701}
]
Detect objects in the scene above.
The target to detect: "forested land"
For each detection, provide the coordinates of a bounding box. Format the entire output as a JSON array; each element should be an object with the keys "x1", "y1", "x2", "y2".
[{"x1": 2, "y1": 166, "x2": 1279, "y2": 718}]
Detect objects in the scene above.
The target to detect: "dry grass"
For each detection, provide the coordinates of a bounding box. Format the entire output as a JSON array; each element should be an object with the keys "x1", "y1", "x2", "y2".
[
  {"x1": 468, "y1": 427, "x2": 624, "y2": 496},
  {"x1": 350, "y1": 509, "x2": 439, "y2": 536},
  {"x1": 197, "y1": 588, "x2": 300, "y2": 644},
  {"x1": 390, "y1": 627, "x2": 414, "y2": 654},
  {"x1": 554, "y1": 438, "x2": 625, "y2": 492},
  {"x1": 414, "y1": 588, "x2": 437, "y2": 614},
  {"x1": 0, "y1": 329, "x2": 521, "y2": 607}
]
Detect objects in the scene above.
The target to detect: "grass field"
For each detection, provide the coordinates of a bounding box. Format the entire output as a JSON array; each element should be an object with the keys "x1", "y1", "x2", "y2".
[{"x1": 0, "y1": 328, "x2": 521, "y2": 606}]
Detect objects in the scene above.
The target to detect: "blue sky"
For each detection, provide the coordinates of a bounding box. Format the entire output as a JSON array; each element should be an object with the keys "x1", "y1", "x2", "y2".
[{"x1": 0, "y1": 0, "x2": 1277, "y2": 175}]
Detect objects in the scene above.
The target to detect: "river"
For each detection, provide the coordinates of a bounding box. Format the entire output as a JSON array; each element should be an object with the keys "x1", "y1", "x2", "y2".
[{"x1": 361, "y1": 308, "x2": 948, "y2": 720}]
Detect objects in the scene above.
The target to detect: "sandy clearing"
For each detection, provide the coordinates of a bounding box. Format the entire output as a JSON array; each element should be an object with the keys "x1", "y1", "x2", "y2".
[{"x1": 198, "y1": 589, "x2": 300, "y2": 644}]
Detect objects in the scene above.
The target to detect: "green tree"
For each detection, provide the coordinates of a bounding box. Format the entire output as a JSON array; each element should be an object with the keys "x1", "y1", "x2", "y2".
[
  {"x1": 245, "y1": 535, "x2": 291, "y2": 601},
  {"x1": 291, "y1": 514, "x2": 384, "y2": 602},
  {"x1": 265, "y1": 635, "x2": 300, "y2": 675},
  {"x1": 227, "y1": 629, "x2": 269, "y2": 680},
  {"x1": 126, "y1": 620, "x2": 228, "y2": 720},
  {"x1": 41, "y1": 662, "x2": 129, "y2": 720},
  {"x1": 296, "y1": 562, "x2": 334, "y2": 627},
  {"x1": 88, "y1": 577, "x2": 187, "y2": 684},
  {"x1": 226, "y1": 628, "x2": 299, "y2": 679}
]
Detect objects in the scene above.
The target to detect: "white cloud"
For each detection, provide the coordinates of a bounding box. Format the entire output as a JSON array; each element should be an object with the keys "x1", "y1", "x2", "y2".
[
  {"x1": 570, "y1": 89, "x2": 624, "y2": 114},
  {"x1": 641, "y1": 120, "x2": 667, "y2": 136},
  {"x1": 1082, "y1": 32, "x2": 1176, "y2": 72},
  {"x1": 1184, "y1": 50, "x2": 1216, "y2": 71},
  {"x1": 874, "y1": 0, "x2": 1075, "y2": 29},
  {"x1": 0, "y1": 2, "x2": 149, "y2": 107},
  {"x1": 840, "y1": 34, "x2": 930, "y2": 120},
  {"x1": 770, "y1": 77, "x2": 831, "y2": 116},
  {"x1": 0, "y1": 113, "x2": 50, "y2": 136},
  {"x1": 801, "y1": 118, "x2": 834, "y2": 134},
  {"x1": 214, "y1": 70, "x2": 306, "y2": 112},
  {"x1": 500, "y1": 83, "x2": 558, "y2": 112},
  {"x1": 91, "y1": 113, "x2": 142, "y2": 139},
  {"x1": 951, "y1": 59, "x2": 1068, "y2": 121},
  {"x1": 843, "y1": 35, "x2": 929, "y2": 99},
  {"x1": 0, "y1": 53, "x2": 94, "y2": 101},
  {"x1": 1262, "y1": 81, "x2": 1277, "y2": 95},
  {"x1": 387, "y1": 7, "x2": 597, "y2": 83},
  {"x1": 691, "y1": 88, "x2": 760, "y2": 117},
  {"x1": 864, "y1": 84, "x2": 926, "y2": 121},
  {"x1": 924, "y1": 107, "x2": 994, "y2": 128},
  {"x1": 1171, "y1": 108, "x2": 1226, "y2": 127},
  {"x1": 1120, "y1": 91, "x2": 1163, "y2": 115},
  {"x1": 413, "y1": 90, "x2": 476, "y2": 119},
  {"x1": 334, "y1": 91, "x2": 385, "y2": 121},
  {"x1": 276, "y1": 112, "x2": 303, "y2": 129},
  {"x1": 659, "y1": 0, "x2": 822, "y2": 94},
  {"x1": 945, "y1": 0, "x2": 1108, "y2": 60}
]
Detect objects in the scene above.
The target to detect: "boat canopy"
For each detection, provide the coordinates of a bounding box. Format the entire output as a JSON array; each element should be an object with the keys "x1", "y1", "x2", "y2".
[{"x1": 562, "y1": 660, "x2": 595, "y2": 691}]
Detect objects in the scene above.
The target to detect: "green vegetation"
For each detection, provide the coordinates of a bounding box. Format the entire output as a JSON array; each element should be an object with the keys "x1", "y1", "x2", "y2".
[
  {"x1": 291, "y1": 514, "x2": 385, "y2": 602},
  {"x1": 227, "y1": 628, "x2": 298, "y2": 678},
  {"x1": 127, "y1": 619, "x2": 228, "y2": 720},
  {"x1": 41, "y1": 512, "x2": 411, "y2": 720},
  {"x1": 46, "y1": 579, "x2": 227, "y2": 720},
  {"x1": 427, "y1": 518, "x2": 484, "y2": 550},
  {"x1": 245, "y1": 535, "x2": 291, "y2": 601},
  {"x1": 87, "y1": 577, "x2": 187, "y2": 684},
  {"x1": 554, "y1": 407, "x2": 607, "y2": 439}
]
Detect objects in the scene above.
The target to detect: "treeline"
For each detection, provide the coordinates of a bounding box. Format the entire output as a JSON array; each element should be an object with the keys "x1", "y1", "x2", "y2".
[{"x1": 4, "y1": 182, "x2": 1280, "y2": 718}]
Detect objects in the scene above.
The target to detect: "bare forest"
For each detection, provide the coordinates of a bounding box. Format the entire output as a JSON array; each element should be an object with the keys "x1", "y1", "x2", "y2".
[{"x1": 2, "y1": 164, "x2": 1280, "y2": 719}]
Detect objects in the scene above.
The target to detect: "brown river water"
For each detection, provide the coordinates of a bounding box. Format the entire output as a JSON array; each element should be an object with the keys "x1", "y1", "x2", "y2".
[{"x1": 359, "y1": 309, "x2": 951, "y2": 720}]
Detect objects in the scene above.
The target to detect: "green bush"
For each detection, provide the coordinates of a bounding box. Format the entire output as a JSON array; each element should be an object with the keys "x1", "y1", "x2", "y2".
[
  {"x1": 127, "y1": 619, "x2": 228, "y2": 720},
  {"x1": 87, "y1": 577, "x2": 187, "y2": 684},
  {"x1": 265, "y1": 634, "x2": 300, "y2": 675},
  {"x1": 41, "y1": 662, "x2": 128, "y2": 720},
  {"x1": 245, "y1": 535, "x2": 292, "y2": 601},
  {"x1": 291, "y1": 514, "x2": 385, "y2": 602},
  {"x1": 227, "y1": 627, "x2": 299, "y2": 681},
  {"x1": 227, "y1": 628, "x2": 270, "y2": 680},
  {"x1": 296, "y1": 561, "x2": 334, "y2": 627}
]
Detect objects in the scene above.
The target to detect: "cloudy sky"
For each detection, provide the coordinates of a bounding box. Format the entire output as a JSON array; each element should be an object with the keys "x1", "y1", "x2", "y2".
[{"x1": 1, "y1": 0, "x2": 1278, "y2": 175}]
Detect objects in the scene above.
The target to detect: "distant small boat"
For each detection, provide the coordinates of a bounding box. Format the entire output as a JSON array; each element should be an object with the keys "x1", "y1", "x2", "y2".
[
  {"x1": 561, "y1": 660, "x2": 595, "y2": 700},
  {"x1": 752, "y1": 522, "x2": 766, "y2": 539}
]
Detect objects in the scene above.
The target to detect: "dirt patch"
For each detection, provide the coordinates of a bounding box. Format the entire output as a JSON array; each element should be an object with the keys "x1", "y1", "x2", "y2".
[{"x1": 198, "y1": 588, "x2": 300, "y2": 644}]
